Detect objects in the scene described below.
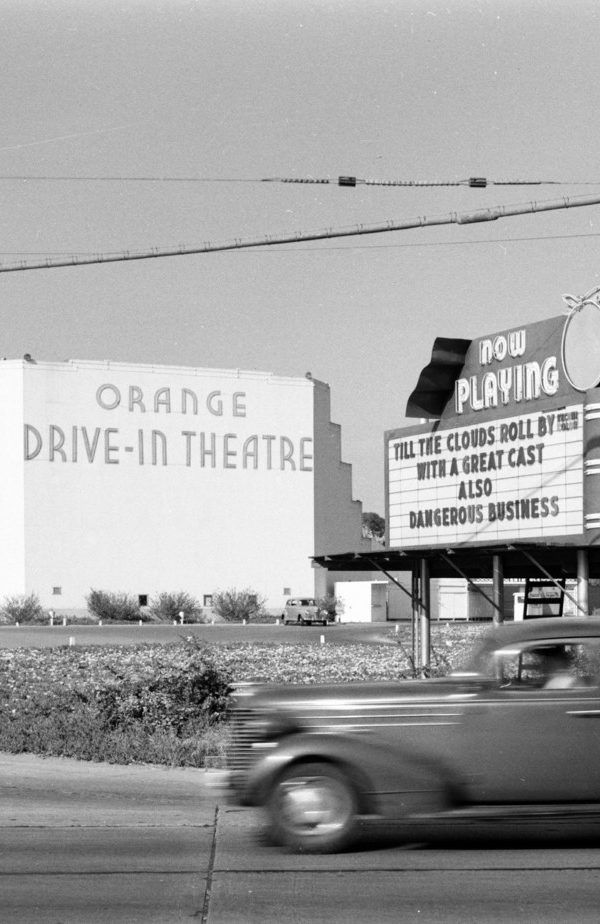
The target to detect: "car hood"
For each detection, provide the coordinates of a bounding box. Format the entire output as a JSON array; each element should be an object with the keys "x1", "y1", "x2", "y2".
[{"x1": 231, "y1": 676, "x2": 472, "y2": 710}]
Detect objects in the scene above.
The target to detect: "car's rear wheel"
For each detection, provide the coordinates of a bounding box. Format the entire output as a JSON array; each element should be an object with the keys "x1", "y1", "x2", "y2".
[{"x1": 267, "y1": 761, "x2": 359, "y2": 853}]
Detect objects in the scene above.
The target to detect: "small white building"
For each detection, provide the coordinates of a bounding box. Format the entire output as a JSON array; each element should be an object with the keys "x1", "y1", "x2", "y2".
[
  {"x1": 334, "y1": 580, "x2": 388, "y2": 622},
  {"x1": 0, "y1": 357, "x2": 369, "y2": 613}
]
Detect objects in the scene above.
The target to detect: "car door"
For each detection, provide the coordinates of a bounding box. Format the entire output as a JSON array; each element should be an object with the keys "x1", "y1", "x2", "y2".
[{"x1": 460, "y1": 638, "x2": 600, "y2": 803}]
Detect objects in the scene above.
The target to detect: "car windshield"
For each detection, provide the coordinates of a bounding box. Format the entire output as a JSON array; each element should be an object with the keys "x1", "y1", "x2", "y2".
[{"x1": 456, "y1": 634, "x2": 600, "y2": 688}]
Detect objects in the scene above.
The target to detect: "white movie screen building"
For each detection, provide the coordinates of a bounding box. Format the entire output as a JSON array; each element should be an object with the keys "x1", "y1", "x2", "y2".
[{"x1": 0, "y1": 358, "x2": 367, "y2": 613}]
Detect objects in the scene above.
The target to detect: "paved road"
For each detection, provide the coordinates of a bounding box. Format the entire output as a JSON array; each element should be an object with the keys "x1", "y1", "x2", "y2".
[
  {"x1": 0, "y1": 621, "x2": 409, "y2": 648},
  {"x1": 0, "y1": 753, "x2": 219, "y2": 923},
  {"x1": 2, "y1": 753, "x2": 600, "y2": 923},
  {"x1": 213, "y1": 810, "x2": 600, "y2": 924}
]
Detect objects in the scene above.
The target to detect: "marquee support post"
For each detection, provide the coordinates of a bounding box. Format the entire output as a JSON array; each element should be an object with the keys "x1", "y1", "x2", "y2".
[
  {"x1": 577, "y1": 548, "x2": 590, "y2": 617},
  {"x1": 419, "y1": 557, "x2": 431, "y2": 675},
  {"x1": 411, "y1": 566, "x2": 420, "y2": 671},
  {"x1": 492, "y1": 554, "x2": 504, "y2": 625},
  {"x1": 362, "y1": 554, "x2": 426, "y2": 665}
]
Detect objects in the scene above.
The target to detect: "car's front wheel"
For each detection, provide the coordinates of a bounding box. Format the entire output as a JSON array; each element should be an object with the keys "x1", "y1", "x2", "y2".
[{"x1": 266, "y1": 761, "x2": 359, "y2": 853}]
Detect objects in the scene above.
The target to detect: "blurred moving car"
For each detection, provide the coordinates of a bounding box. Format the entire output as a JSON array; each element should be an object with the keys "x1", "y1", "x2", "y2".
[
  {"x1": 281, "y1": 598, "x2": 333, "y2": 626},
  {"x1": 227, "y1": 618, "x2": 600, "y2": 852}
]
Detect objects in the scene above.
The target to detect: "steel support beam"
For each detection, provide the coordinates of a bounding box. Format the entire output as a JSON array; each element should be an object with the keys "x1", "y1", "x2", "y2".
[
  {"x1": 420, "y1": 557, "x2": 431, "y2": 675},
  {"x1": 363, "y1": 556, "x2": 423, "y2": 605},
  {"x1": 439, "y1": 552, "x2": 500, "y2": 618},
  {"x1": 577, "y1": 548, "x2": 590, "y2": 617},
  {"x1": 492, "y1": 554, "x2": 504, "y2": 625},
  {"x1": 412, "y1": 567, "x2": 419, "y2": 670},
  {"x1": 363, "y1": 554, "x2": 425, "y2": 670}
]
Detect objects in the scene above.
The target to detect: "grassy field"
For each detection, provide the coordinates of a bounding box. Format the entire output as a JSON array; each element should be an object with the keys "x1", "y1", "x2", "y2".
[{"x1": 0, "y1": 622, "x2": 488, "y2": 767}]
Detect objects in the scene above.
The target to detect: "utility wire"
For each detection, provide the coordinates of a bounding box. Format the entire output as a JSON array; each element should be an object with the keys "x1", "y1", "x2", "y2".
[
  {"x1": 5, "y1": 228, "x2": 600, "y2": 258},
  {"x1": 0, "y1": 174, "x2": 596, "y2": 187},
  {"x1": 0, "y1": 175, "x2": 251, "y2": 183},
  {"x1": 266, "y1": 176, "x2": 566, "y2": 188},
  {"x1": 3, "y1": 191, "x2": 600, "y2": 274}
]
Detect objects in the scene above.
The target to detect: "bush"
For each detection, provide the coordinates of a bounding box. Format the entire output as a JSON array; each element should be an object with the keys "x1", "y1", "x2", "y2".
[
  {"x1": 0, "y1": 639, "x2": 232, "y2": 766},
  {"x1": 86, "y1": 589, "x2": 141, "y2": 623},
  {"x1": 95, "y1": 640, "x2": 231, "y2": 734},
  {"x1": 0, "y1": 593, "x2": 47, "y2": 625},
  {"x1": 317, "y1": 594, "x2": 341, "y2": 619},
  {"x1": 147, "y1": 591, "x2": 204, "y2": 624},
  {"x1": 211, "y1": 587, "x2": 267, "y2": 623}
]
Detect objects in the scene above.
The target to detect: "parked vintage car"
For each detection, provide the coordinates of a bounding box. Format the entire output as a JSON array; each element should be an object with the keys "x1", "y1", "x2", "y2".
[
  {"x1": 281, "y1": 598, "x2": 333, "y2": 626},
  {"x1": 227, "y1": 617, "x2": 600, "y2": 852}
]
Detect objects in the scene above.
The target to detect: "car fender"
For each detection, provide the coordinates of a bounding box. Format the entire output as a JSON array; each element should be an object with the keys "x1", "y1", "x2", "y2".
[{"x1": 245, "y1": 731, "x2": 458, "y2": 818}]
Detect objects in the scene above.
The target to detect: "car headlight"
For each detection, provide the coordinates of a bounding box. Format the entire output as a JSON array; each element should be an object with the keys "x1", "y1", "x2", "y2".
[{"x1": 246, "y1": 713, "x2": 297, "y2": 743}]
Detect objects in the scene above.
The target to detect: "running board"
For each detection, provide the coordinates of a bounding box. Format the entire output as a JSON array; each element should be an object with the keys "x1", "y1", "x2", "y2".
[
  {"x1": 421, "y1": 803, "x2": 600, "y2": 822},
  {"x1": 359, "y1": 803, "x2": 600, "y2": 825}
]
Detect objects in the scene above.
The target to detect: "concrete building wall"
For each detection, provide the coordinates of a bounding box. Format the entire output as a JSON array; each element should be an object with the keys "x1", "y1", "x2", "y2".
[
  {"x1": 0, "y1": 358, "x2": 325, "y2": 611},
  {"x1": 0, "y1": 358, "x2": 367, "y2": 613},
  {"x1": 0, "y1": 364, "x2": 26, "y2": 597},
  {"x1": 312, "y1": 378, "x2": 371, "y2": 598}
]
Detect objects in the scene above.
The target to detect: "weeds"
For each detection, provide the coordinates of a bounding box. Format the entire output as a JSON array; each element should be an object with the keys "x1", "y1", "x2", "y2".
[{"x1": 0, "y1": 624, "x2": 484, "y2": 767}]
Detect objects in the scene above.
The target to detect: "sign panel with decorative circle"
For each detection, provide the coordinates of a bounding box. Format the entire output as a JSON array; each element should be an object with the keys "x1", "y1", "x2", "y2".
[{"x1": 561, "y1": 289, "x2": 600, "y2": 392}]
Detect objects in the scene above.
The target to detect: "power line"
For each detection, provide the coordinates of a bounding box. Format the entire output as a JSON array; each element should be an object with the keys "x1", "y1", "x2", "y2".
[
  {"x1": 0, "y1": 175, "x2": 251, "y2": 183},
  {"x1": 266, "y1": 176, "x2": 567, "y2": 188},
  {"x1": 3, "y1": 228, "x2": 600, "y2": 259},
  {"x1": 0, "y1": 173, "x2": 598, "y2": 187},
  {"x1": 3, "y1": 191, "x2": 600, "y2": 274}
]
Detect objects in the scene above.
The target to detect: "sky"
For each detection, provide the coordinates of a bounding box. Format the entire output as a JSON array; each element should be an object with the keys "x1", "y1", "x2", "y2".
[{"x1": 2, "y1": 0, "x2": 600, "y2": 513}]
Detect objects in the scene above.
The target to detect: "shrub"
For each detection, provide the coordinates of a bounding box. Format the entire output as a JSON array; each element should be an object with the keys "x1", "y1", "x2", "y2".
[
  {"x1": 0, "y1": 640, "x2": 232, "y2": 766},
  {"x1": 211, "y1": 587, "x2": 266, "y2": 622},
  {"x1": 317, "y1": 594, "x2": 341, "y2": 619},
  {"x1": 147, "y1": 591, "x2": 204, "y2": 624},
  {"x1": 94, "y1": 640, "x2": 231, "y2": 734},
  {"x1": 86, "y1": 589, "x2": 141, "y2": 623},
  {"x1": 0, "y1": 593, "x2": 46, "y2": 624}
]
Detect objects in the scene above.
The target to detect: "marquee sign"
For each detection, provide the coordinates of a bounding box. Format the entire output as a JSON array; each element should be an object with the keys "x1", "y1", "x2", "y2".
[
  {"x1": 386, "y1": 308, "x2": 600, "y2": 549},
  {"x1": 388, "y1": 405, "x2": 583, "y2": 546}
]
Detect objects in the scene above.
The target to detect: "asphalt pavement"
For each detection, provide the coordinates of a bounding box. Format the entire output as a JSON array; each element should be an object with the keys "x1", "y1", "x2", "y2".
[
  {"x1": 0, "y1": 620, "x2": 408, "y2": 649},
  {"x1": 3, "y1": 752, "x2": 600, "y2": 923},
  {"x1": 0, "y1": 752, "x2": 221, "y2": 923}
]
